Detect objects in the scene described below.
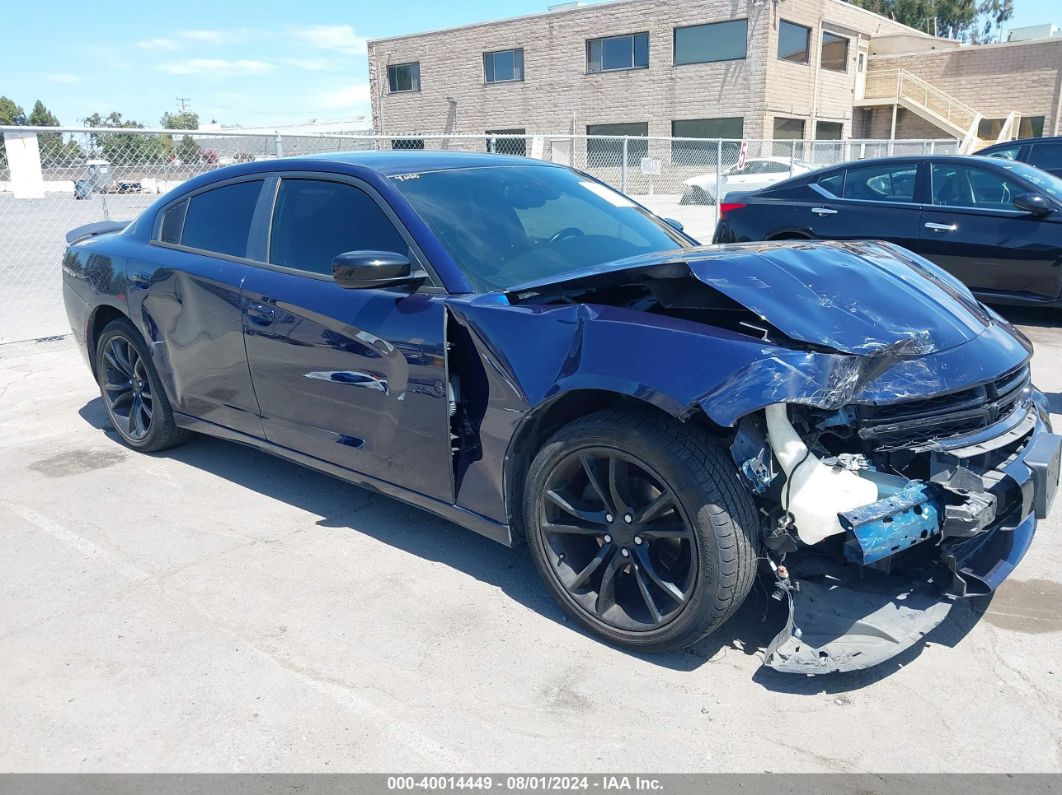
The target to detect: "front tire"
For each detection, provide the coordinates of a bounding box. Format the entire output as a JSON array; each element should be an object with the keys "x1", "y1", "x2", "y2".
[
  {"x1": 523, "y1": 407, "x2": 759, "y2": 652},
  {"x1": 95, "y1": 318, "x2": 190, "y2": 452}
]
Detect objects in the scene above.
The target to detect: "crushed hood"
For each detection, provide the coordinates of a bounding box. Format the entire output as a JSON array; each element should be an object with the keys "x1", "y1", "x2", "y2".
[{"x1": 505, "y1": 240, "x2": 994, "y2": 356}]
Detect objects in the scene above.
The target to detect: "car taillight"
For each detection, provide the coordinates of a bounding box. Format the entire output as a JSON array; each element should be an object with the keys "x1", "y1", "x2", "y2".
[{"x1": 719, "y1": 202, "x2": 747, "y2": 219}]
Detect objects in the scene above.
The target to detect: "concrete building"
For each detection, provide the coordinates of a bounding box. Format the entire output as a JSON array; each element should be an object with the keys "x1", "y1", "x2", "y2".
[{"x1": 367, "y1": 0, "x2": 1062, "y2": 150}]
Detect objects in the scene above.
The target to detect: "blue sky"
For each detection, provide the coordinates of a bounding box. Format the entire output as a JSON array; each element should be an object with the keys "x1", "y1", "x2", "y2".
[{"x1": 2, "y1": 0, "x2": 1058, "y2": 129}]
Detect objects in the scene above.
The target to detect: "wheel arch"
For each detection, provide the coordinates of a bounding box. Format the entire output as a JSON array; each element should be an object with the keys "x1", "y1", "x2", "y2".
[
  {"x1": 86, "y1": 304, "x2": 131, "y2": 378},
  {"x1": 502, "y1": 388, "x2": 725, "y2": 539},
  {"x1": 768, "y1": 229, "x2": 812, "y2": 241}
]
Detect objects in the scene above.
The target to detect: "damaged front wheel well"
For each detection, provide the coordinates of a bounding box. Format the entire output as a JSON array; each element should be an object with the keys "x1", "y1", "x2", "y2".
[{"x1": 504, "y1": 391, "x2": 726, "y2": 541}]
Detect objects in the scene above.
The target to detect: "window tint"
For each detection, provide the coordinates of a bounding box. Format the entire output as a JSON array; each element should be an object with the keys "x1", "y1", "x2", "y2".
[
  {"x1": 1029, "y1": 143, "x2": 1062, "y2": 171},
  {"x1": 674, "y1": 20, "x2": 747, "y2": 65},
  {"x1": 181, "y1": 180, "x2": 263, "y2": 257},
  {"x1": 931, "y1": 164, "x2": 1024, "y2": 210},
  {"x1": 984, "y1": 145, "x2": 1020, "y2": 161},
  {"x1": 586, "y1": 122, "x2": 648, "y2": 167},
  {"x1": 843, "y1": 164, "x2": 916, "y2": 202},
  {"x1": 486, "y1": 129, "x2": 527, "y2": 156},
  {"x1": 269, "y1": 180, "x2": 410, "y2": 276},
  {"x1": 821, "y1": 32, "x2": 849, "y2": 72},
  {"x1": 778, "y1": 20, "x2": 810, "y2": 63},
  {"x1": 388, "y1": 62, "x2": 420, "y2": 93},
  {"x1": 587, "y1": 32, "x2": 649, "y2": 72},
  {"x1": 159, "y1": 199, "x2": 187, "y2": 244},
  {"x1": 671, "y1": 117, "x2": 744, "y2": 165},
  {"x1": 817, "y1": 172, "x2": 844, "y2": 196},
  {"x1": 484, "y1": 48, "x2": 524, "y2": 83}
]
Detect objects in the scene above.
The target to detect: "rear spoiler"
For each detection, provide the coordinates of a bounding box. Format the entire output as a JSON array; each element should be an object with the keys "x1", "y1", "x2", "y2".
[{"x1": 66, "y1": 220, "x2": 130, "y2": 245}]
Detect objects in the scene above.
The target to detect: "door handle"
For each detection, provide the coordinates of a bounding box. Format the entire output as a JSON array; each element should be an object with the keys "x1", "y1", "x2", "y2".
[
  {"x1": 811, "y1": 207, "x2": 838, "y2": 216},
  {"x1": 128, "y1": 272, "x2": 151, "y2": 289},
  {"x1": 925, "y1": 222, "x2": 957, "y2": 232},
  {"x1": 246, "y1": 302, "x2": 275, "y2": 325}
]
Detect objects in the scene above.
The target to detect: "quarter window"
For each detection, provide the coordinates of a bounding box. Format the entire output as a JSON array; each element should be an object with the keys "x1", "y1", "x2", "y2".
[
  {"x1": 158, "y1": 199, "x2": 187, "y2": 244},
  {"x1": 387, "y1": 62, "x2": 421, "y2": 93},
  {"x1": 674, "y1": 20, "x2": 748, "y2": 65},
  {"x1": 778, "y1": 20, "x2": 810, "y2": 64},
  {"x1": 930, "y1": 164, "x2": 1023, "y2": 210},
  {"x1": 484, "y1": 48, "x2": 524, "y2": 83},
  {"x1": 587, "y1": 32, "x2": 649, "y2": 72},
  {"x1": 816, "y1": 172, "x2": 844, "y2": 196},
  {"x1": 269, "y1": 180, "x2": 410, "y2": 277},
  {"x1": 180, "y1": 180, "x2": 263, "y2": 257},
  {"x1": 843, "y1": 163, "x2": 917, "y2": 202},
  {"x1": 821, "y1": 32, "x2": 849, "y2": 72}
]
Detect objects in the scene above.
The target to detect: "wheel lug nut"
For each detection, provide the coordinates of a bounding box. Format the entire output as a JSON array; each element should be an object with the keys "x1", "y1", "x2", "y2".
[
  {"x1": 603, "y1": 534, "x2": 612, "y2": 543},
  {"x1": 634, "y1": 535, "x2": 643, "y2": 545},
  {"x1": 624, "y1": 514, "x2": 633, "y2": 524},
  {"x1": 605, "y1": 513, "x2": 614, "y2": 523},
  {"x1": 621, "y1": 549, "x2": 630, "y2": 557}
]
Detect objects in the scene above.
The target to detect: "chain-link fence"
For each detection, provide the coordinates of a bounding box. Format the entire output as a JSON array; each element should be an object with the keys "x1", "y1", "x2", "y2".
[{"x1": 0, "y1": 126, "x2": 957, "y2": 348}]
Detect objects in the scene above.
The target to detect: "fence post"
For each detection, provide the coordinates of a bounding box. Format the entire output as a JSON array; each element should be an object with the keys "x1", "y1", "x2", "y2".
[
  {"x1": 715, "y1": 139, "x2": 723, "y2": 211},
  {"x1": 274, "y1": 132, "x2": 284, "y2": 158},
  {"x1": 790, "y1": 140, "x2": 797, "y2": 176},
  {"x1": 620, "y1": 137, "x2": 628, "y2": 194}
]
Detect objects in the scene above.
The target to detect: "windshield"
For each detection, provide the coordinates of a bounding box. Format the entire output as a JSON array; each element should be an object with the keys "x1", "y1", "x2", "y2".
[
  {"x1": 997, "y1": 159, "x2": 1062, "y2": 202},
  {"x1": 391, "y1": 165, "x2": 691, "y2": 291}
]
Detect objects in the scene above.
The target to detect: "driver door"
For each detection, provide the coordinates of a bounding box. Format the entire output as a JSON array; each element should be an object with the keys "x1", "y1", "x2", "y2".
[
  {"x1": 917, "y1": 162, "x2": 1062, "y2": 301},
  {"x1": 240, "y1": 174, "x2": 453, "y2": 502}
]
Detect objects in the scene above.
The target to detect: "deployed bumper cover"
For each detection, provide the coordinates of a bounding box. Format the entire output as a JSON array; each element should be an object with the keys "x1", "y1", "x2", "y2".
[{"x1": 763, "y1": 414, "x2": 1060, "y2": 675}]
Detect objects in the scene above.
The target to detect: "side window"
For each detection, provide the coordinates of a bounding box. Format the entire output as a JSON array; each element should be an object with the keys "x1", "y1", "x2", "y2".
[
  {"x1": 760, "y1": 161, "x2": 791, "y2": 174},
  {"x1": 984, "y1": 145, "x2": 1020, "y2": 161},
  {"x1": 816, "y1": 172, "x2": 844, "y2": 196},
  {"x1": 842, "y1": 164, "x2": 917, "y2": 202},
  {"x1": 181, "y1": 180, "x2": 263, "y2": 257},
  {"x1": 158, "y1": 199, "x2": 187, "y2": 244},
  {"x1": 1028, "y1": 143, "x2": 1062, "y2": 171},
  {"x1": 269, "y1": 179, "x2": 410, "y2": 277},
  {"x1": 931, "y1": 164, "x2": 1023, "y2": 210}
]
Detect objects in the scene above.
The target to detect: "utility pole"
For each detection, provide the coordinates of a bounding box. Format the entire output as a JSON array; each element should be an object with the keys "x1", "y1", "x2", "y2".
[{"x1": 176, "y1": 97, "x2": 191, "y2": 112}]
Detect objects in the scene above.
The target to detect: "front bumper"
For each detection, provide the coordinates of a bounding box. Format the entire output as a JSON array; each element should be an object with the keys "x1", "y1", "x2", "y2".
[{"x1": 763, "y1": 410, "x2": 1060, "y2": 675}]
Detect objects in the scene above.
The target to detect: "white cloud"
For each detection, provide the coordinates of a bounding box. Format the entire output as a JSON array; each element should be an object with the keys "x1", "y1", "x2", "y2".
[
  {"x1": 319, "y1": 84, "x2": 371, "y2": 109},
  {"x1": 41, "y1": 72, "x2": 82, "y2": 84},
  {"x1": 281, "y1": 57, "x2": 335, "y2": 71},
  {"x1": 136, "y1": 36, "x2": 179, "y2": 51},
  {"x1": 292, "y1": 25, "x2": 367, "y2": 55},
  {"x1": 158, "y1": 59, "x2": 276, "y2": 76},
  {"x1": 178, "y1": 28, "x2": 263, "y2": 46}
]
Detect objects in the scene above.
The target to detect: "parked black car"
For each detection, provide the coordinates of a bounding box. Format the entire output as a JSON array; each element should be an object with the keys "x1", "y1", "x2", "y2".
[
  {"x1": 713, "y1": 155, "x2": 1062, "y2": 307},
  {"x1": 979, "y1": 135, "x2": 1062, "y2": 178}
]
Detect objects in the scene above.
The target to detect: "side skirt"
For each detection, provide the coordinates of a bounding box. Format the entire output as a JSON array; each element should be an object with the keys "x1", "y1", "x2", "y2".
[{"x1": 174, "y1": 411, "x2": 513, "y2": 547}]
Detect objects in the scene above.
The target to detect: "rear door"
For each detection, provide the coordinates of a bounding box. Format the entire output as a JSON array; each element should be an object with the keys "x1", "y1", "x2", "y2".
[
  {"x1": 240, "y1": 174, "x2": 454, "y2": 501},
  {"x1": 917, "y1": 161, "x2": 1062, "y2": 302},
  {"x1": 796, "y1": 160, "x2": 923, "y2": 251},
  {"x1": 1026, "y1": 141, "x2": 1062, "y2": 179},
  {"x1": 129, "y1": 177, "x2": 265, "y2": 437}
]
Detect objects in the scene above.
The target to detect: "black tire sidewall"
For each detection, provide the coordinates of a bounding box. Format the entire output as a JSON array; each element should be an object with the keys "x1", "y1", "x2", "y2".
[{"x1": 95, "y1": 320, "x2": 173, "y2": 451}]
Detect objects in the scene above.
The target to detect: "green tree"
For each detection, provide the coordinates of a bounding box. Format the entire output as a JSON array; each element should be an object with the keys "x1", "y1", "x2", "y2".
[
  {"x1": 160, "y1": 111, "x2": 199, "y2": 130},
  {"x1": 84, "y1": 111, "x2": 167, "y2": 165},
  {"x1": 0, "y1": 96, "x2": 27, "y2": 167},
  {"x1": 161, "y1": 110, "x2": 201, "y2": 163},
  {"x1": 847, "y1": 0, "x2": 1005, "y2": 41}
]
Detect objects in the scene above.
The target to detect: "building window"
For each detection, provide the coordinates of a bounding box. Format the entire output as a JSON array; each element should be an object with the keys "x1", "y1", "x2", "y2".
[
  {"x1": 671, "y1": 118, "x2": 744, "y2": 164},
  {"x1": 773, "y1": 117, "x2": 806, "y2": 140},
  {"x1": 820, "y1": 32, "x2": 849, "y2": 72},
  {"x1": 387, "y1": 62, "x2": 421, "y2": 93},
  {"x1": 586, "y1": 122, "x2": 648, "y2": 167},
  {"x1": 483, "y1": 48, "x2": 524, "y2": 83},
  {"x1": 674, "y1": 19, "x2": 748, "y2": 65},
  {"x1": 816, "y1": 121, "x2": 844, "y2": 140},
  {"x1": 486, "y1": 128, "x2": 527, "y2": 156},
  {"x1": 587, "y1": 32, "x2": 649, "y2": 73},
  {"x1": 778, "y1": 20, "x2": 810, "y2": 64},
  {"x1": 391, "y1": 138, "x2": 425, "y2": 150}
]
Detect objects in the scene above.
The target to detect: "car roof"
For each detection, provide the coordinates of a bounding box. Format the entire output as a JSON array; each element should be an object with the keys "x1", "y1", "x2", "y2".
[
  {"x1": 254, "y1": 150, "x2": 559, "y2": 177},
  {"x1": 980, "y1": 136, "x2": 1062, "y2": 152},
  {"x1": 814, "y1": 153, "x2": 1018, "y2": 172}
]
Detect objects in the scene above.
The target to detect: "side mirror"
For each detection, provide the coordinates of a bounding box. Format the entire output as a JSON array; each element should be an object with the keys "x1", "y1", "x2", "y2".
[
  {"x1": 332, "y1": 250, "x2": 425, "y2": 290},
  {"x1": 1012, "y1": 192, "x2": 1053, "y2": 216},
  {"x1": 663, "y1": 217, "x2": 685, "y2": 232}
]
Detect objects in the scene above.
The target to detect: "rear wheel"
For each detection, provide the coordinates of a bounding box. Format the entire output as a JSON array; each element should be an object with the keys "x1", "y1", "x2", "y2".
[
  {"x1": 95, "y1": 319, "x2": 190, "y2": 452},
  {"x1": 524, "y1": 407, "x2": 759, "y2": 652}
]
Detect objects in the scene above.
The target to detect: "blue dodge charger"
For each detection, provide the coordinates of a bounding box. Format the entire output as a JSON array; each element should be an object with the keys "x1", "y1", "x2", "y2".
[{"x1": 62, "y1": 152, "x2": 1061, "y2": 674}]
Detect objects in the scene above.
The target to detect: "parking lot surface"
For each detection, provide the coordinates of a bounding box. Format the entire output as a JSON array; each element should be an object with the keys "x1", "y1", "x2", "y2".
[{"x1": 1, "y1": 309, "x2": 1061, "y2": 772}]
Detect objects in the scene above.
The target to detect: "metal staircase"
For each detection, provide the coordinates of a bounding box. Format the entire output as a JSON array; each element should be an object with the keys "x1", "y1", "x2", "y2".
[{"x1": 857, "y1": 68, "x2": 1019, "y2": 154}]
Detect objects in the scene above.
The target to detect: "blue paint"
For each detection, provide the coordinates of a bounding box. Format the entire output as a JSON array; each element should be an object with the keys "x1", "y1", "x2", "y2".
[{"x1": 841, "y1": 483, "x2": 942, "y2": 565}]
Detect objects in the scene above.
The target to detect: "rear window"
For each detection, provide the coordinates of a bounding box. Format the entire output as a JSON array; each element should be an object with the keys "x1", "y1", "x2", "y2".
[{"x1": 181, "y1": 180, "x2": 264, "y2": 258}]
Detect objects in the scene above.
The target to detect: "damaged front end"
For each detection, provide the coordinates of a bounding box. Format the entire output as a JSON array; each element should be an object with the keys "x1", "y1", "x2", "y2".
[{"x1": 733, "y1": 376, "x2": 1060, "y2": 674}]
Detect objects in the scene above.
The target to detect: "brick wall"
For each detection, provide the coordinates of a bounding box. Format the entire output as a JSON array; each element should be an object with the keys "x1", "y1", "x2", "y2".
[{"x1": 368, "y1": 0, "x2": 924, "y2": 140}]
